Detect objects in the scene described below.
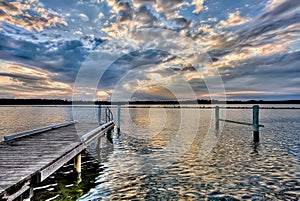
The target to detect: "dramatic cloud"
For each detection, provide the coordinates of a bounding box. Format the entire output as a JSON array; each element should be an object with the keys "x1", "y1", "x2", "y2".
[
  {"x1": 0, "y1": 61, "x2": 72, "y2": 98},
  {"x1": 191, "y1": 0, "x2": 205, "y2": 14},
  {"x1": 217, "y1": 11, "x2": 250, "y2": 29},
  {"x1": 266, "y1": 0, "x2": 287, "y2": 9},
  {"x1": 0, "y1": 0, "x2": 299, "y2": 100},
  {"x1": 0, "y1": 0, "x2": 67, "y2": 32}
]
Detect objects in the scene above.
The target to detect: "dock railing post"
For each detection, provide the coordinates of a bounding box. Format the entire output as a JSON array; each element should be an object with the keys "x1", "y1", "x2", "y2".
[
  {"x1": 105, "y1": 107, "x2": 108, "y2": 123},
  {"x1": 253, "y1": 105, "x2": 259, "y2": 142},
  {"x1": 98, "y1": 105, "x2": 102, "y2": 125},
  {"x1": 117, "y1": 105, "x2": 121, "y2": 132},
  {"x1": 215, "y1": 106, "x2": 219, "y2": 130}
]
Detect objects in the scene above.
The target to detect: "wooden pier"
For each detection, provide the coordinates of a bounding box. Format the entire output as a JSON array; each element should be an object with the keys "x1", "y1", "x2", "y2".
[{"x1": 0, "y1": 120, "x2": 115, "y2": 201}]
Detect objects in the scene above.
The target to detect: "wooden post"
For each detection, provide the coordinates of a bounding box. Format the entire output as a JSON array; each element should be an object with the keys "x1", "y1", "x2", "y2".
[
  {"x1": 74, "y1": 154, "x2": 81, "y2": 174},
  {"x1": 23, "y1": 185, "x2": 33, "y2": 201},
  {"x1": 98, "y1": 135, "x2": 103, "y2": 148},
  {"x1": 215, "y1": 106, "x2": 219, "y2": 130},
  {"x1": 105, "y1": 107, "x2": 108, "y2": 123},
  {"x1": 107, "y1": 128, "x2": 113, "y2": 143},
  {"x1": 253, "y1": 105, "x2": 259, "y2": 142},
  {"x1": 98, "y1": 105, "x2": 102, "y2": 125},
  {"x1": 117, "y1": 105, "x2": 121, "y2": 132}
]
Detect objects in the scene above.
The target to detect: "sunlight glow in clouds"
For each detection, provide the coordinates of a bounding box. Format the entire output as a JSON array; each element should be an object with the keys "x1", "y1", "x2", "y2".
[
  {"x1": 0, "y1": 0, "x2": 299, "y2": 100},
  {"x1": 0, "y1": 61, "x2": 72, "y2": 98}
]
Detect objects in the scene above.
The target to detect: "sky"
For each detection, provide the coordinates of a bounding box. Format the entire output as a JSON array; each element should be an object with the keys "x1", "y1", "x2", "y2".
[{"x1": 0, "y1": 0, "x2": 299, "y2": 101}]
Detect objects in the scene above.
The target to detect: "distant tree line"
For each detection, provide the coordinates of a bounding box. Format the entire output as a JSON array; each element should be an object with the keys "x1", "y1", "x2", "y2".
[{"x1": 0, "y1": 98, "x2": 300, "y2": 105}]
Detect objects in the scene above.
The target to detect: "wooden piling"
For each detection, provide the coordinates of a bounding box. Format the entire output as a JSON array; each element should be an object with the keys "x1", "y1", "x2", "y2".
[
  {"x1": 98, "y1": 105, "x2": 102, "y2": 125},
  {"x1": 74, "y1": 154, "x2": 81, "y2": 174},
  {"x1": 214, "y1": 105, "x2": 263, "y2": 142},
  {"x1": 253, "y1": 105, "x2": 259, "y2": 142},
  {"x1": 107, "y1": 128, "x2": 113, "y2": 143},
  {"x1": 105, "y1": 107, "x2": 108, "y2": 123},
  {"x1": 117, "y1": 105, "x2": 121, "y2": 132},
  {"x1": 215, "y1": 106, "x2": 219, "y2": 130},
  {"x1": 23, "y1": 185, "x2": 33, "y2": 201},
  {"x1": 98, "y1": 135, "x2": 103, "y2": 149}
]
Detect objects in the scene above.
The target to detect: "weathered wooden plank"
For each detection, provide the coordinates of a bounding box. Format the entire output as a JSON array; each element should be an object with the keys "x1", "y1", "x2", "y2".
[
  {"x1": 80, "y1": 121, "x2": 114, "y2": 142},
  {"x1": 3, "y1": 121, "x2": 76, "y2": 142},
  {"x1": 0, "y1": 181, "x2": 31, "y2": 201},
  {"x1": 0, "y1": 121, "x2": 115, "y2": 199},
  {"x1": 0, "y1": 162, "x2": 49, "y2": 167},
  {"x1": 84, "y1": 124, "x2": 114, "y2": 145},
  {"x1": 0, "y1": 176, "x2": 29, "y2": 182},
  {"x1": 38, "y1": 143, "x2": 85, "y2": 182},
  {"x1": 0, "y1": 156, "x2": 58, "y2": 161}
]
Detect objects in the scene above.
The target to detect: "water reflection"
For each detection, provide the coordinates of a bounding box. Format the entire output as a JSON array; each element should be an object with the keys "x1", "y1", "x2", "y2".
[
  {"x1": 1, "y1": 106, "x2": 298, "y2": 200},
  {"x1": 32, "y1": 132, "x2": 114, "y2": 201},
  {"x1": 151, "y1": 109, "x2": 181, "y2": 148},
  {"x1": 79, "y1": 108, "x2": 300, "y2": 200},
  {"x1": 129, "y1": 107, "x2": 151, "y2": 128},
  {"x1": 0, "y1": 106, "x2": 72, "y2": 141},
  {"x1": 252, "y1": 141, "x2": 260, "y2": 155},
  {"x1": 87, "y1": 132, "x2": 114, "y2": 163}
]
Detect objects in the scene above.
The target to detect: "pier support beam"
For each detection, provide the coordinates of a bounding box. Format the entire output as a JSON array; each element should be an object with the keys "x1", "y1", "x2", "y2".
[
  {"x1": 23, "y1": 185, "x2": 33, "y2": 201},
  {"x1": 253, "y1": 105, "x2": 259, "y2": 142},
  {"x1": 107, "y1": 128, "x2": 113, "y2": 143},
  {"x1": 117, "y1": 105, "x2": 121, "y2": 132},
  {"x1": 74, "y1": 154, "x2": 82, "y2": 183},
  {"x1": 74, "y1": 154, "x2": 81, "y2": 174},
  {"x1": 98, "y1": 135, "x2": 103, "y2": 148},
  {"x1": 215, "y1": 106, "x2": 219, "y2": 130},
  {"x1": 98, "y1": 105, "x2": 102, "y2": 125},
  {"x1": 105, "y1": 107, "x2": 108, "y2": 123}
]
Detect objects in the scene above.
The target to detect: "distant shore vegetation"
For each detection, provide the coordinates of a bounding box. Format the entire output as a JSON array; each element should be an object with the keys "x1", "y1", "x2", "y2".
[{"x1": 0, "y1": 99, "x2": 299, "y2": 105}]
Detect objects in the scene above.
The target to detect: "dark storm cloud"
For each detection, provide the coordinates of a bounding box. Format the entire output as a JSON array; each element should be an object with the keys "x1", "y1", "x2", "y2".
[
  {"x1": 221, "y1": 52, "x2": 300, "y2": 83},
  {"x1": 0, "y1": 72, "x2": 43, "y2": 82},
  {"x1": 221, "y1": 51, "x2": 300, "y2": 97},
  {"x1": 159, "y1": 0, "x2": 184, "y2": 10},
  {"x1": 187, "y1": 77, "x2": 209, "y2": 95},
  {"x1": 0, "y1": 33, "x2": 105, "y2": 83},
  {"x1": 98, "y1": 50, "x2": 169, "y2": 89},
  {"x1": 131, "y1": 87, "x2": 177, "y2": 101},
  {"x1": 181, "y1": 64, "x2": 196, "y2": 72},
  {"x1": 116, "y1": 2, "x2": 133, "y2": 22},
  {"x1": 135, "y1": 6, "x2": 158, "y2": 26},
  {"x1": 199, "y1": 0, "x2": 299, "y2": 66},
  {"x1": 0, "y1": 1, "x2": 18, "y2": 12},
  {"x1": 236, "y1": 0, "x2": 300, "y2": 44}
]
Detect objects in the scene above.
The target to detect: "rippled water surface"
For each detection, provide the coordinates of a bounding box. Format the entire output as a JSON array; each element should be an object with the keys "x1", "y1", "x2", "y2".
[
  {"x1": 0, "y1": 105, "x2": 299, "y2": 200},
  {"x1": 78, "y1": 107, "x2": 300, "y2": 200}
]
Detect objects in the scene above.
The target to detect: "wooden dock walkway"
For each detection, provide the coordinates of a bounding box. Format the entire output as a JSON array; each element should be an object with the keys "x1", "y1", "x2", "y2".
[{"x1": 0, "y1": 121, "x2": 115, "y2": 201}]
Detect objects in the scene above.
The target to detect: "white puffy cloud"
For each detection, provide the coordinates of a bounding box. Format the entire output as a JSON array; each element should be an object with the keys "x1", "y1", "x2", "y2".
[
  {"x1": 0, "y1": 0, "x2": 67, "y2": 32},
  {"x1": 191, "y1": 0, "x2": 205, "y2": 14},
  {"x1": 217, "y1": 11, "x2": 250, "y2": 29}
]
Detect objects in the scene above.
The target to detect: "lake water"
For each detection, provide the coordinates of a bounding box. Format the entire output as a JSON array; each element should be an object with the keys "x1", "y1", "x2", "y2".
[{"x1": 0, "y1": 105, "x2": 299, "y2": 200}]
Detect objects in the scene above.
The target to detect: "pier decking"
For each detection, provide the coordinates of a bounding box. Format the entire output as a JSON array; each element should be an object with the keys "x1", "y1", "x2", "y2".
[{"x1": 0, "y1": 121, "x2": 115, "y2": 200}]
